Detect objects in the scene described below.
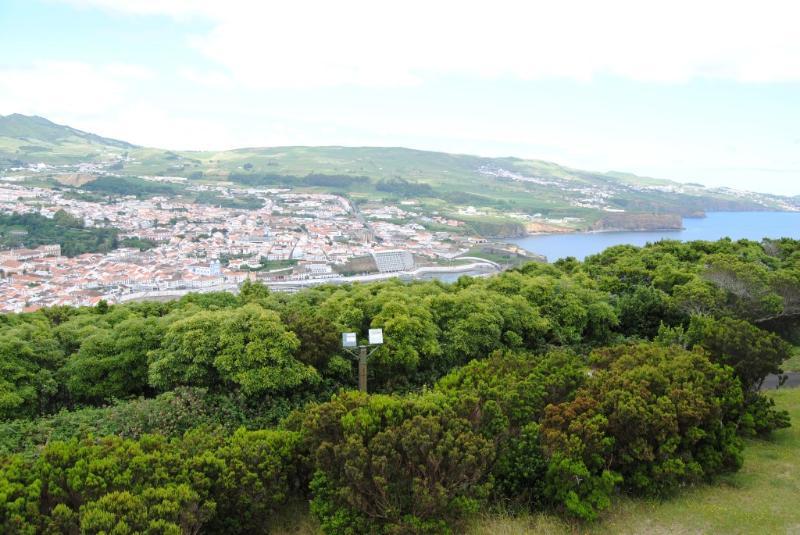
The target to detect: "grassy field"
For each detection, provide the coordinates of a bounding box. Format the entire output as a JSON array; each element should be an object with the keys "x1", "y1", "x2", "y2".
[
  {"x1": 783, "y1": 347, "x2": 800, "y2": 372},
  {"x1": 270, "y1": 388, "x2": 800, "y2": 534}
]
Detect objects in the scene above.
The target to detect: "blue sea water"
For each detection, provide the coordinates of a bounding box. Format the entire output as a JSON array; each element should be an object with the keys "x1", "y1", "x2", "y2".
[{"x1": 508, "y1": 211, "x2": 800, "y2": 261}]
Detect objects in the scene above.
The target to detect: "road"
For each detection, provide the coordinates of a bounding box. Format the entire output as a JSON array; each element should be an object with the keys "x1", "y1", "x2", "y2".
[
  {"x1": 346, "y1": 196, "x2": 374, "y2": 235},
  {"x1": 761, "y1": 372, "x2": 800, "y2": 390}
]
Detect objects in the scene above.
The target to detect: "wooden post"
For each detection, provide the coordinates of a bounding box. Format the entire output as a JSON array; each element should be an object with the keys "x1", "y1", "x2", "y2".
[{"x1": 358, "y1": 346, "x2": 368, "y2": 393}]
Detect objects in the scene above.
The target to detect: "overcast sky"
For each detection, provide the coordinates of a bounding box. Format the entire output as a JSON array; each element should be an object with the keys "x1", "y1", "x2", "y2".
[{"x1": 2, "y1": 0, "x2": 800, "y2": 195}]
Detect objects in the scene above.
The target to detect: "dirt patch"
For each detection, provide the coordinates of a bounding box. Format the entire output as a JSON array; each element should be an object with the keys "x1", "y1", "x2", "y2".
[
  {"x1": 53, "y1": 173, "x2": 97, "y2": 186},
  {"x1": 525, "y1": 221, "x2": 572, "y2": 234}
]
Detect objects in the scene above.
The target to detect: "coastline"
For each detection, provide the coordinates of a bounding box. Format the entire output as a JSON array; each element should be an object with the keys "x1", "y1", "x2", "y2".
[
  {"x1": 509, "y1": 209, "x2": 798, "y2": 240},
  {"x1": 526, "y1": 225, "x2": 689, "y2": 238},
  {"x1": 518, "y1": 225, "x2": 687, "y2": 238},
  {"x1": 500, "y1": 211, "x2": 800, "y2": 262},
  {"x1": 512, "y1": 212, "x2": 691, "y2": 239}
]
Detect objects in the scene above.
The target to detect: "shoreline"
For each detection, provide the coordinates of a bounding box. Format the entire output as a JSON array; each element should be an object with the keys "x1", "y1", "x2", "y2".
[
  {"x1": 494, "y1": 225, "x2": 686, "y2": 241},
  {"x1": 495, "y1": 211, "x2": 800, "y2": 262},
  {"x1": 505, "y1": 209, "x2": 798, "y2": 240},
  {"x1": 519, "y1": 225, "x2": 687, "y2": 238}
]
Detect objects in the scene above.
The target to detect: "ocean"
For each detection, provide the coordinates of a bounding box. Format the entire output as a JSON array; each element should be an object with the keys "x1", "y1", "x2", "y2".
[{"x1": 508, "y1": 211, "x2": 800, "y2": 261}]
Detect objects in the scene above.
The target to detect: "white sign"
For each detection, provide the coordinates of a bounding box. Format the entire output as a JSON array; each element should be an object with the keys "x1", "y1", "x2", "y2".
[
  {"x1": 342, "y1": 332, "x2": 357, "y2": 347},
  {"x1": 368, "y1": 328, "x2": 384, "y2": 345}
]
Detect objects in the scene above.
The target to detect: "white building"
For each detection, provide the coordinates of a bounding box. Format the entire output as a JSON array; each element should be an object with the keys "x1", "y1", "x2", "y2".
[
  {"x1": 305, "y1": 263, "x2": 333, "y2": 275},
  {"x1": 189, "y1": 260, "x2": 221, "y2": 276},
  {"x1": 371, "y1": 249, "x2": 414, "y2": 273}
]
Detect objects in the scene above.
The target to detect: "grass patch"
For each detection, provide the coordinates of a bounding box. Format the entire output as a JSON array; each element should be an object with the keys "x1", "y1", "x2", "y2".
[
  {"x1": 782, "y1": 347, "x2": 800, "y2": 372},
  {"x1": 269, "y1": 500, "x2": 318, "y2": 535}
]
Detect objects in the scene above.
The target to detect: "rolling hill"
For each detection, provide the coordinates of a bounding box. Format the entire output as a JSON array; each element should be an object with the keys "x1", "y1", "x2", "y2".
[
  {"x1": 0, "y1": 114, "x2": 136, "y2": 165},
  {"x1": 1, "y1": 113, "x2": 797, "y2": 230}
]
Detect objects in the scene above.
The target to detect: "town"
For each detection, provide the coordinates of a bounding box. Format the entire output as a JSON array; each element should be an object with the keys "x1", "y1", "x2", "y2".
[{"x1": 0, "y1": 181, "x2": 515, "y2": 312}]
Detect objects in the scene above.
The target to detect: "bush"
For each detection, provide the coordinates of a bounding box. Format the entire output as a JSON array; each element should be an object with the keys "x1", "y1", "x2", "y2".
[
  {"x1": 299, "y1": 391, "x2": 494, "y2": 534},
  {"x1": 0, "y1": 428, "x2": 301, "y2": 534},
  {"x1": 738, "y1": 393, "x2": 791, "y2": 437},
  {"x1": 686, "y1": 315, "x2": 792, "y2": 435},
  {"x1": 0, "y1": 388, "x2": 250, "y2": 456},
  {"x1": 78, "y1": 485, "x2": 214, "y2": 535},
  {"x1": 147, "y1": 304, "x2": 318, "y2": 397},
  {"x1": 64, "y1": 316, "x2": 162, "y2": 403},
  {"x1": 687, "y1": 315, "x2": 790, "y2": 393},
  {"x1": 541, "y1": 343, "x2": 744, "y2": 518},
  {"x1": 190, "y1": 428, "x2": 303, "y2": 533},
  {"x1": 436, "y1": 350, "x2": 586, "y2": 507}
]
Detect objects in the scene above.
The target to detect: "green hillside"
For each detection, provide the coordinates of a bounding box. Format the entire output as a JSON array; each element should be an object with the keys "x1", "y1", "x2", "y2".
[
  {"x1": 0, "y1": 114, "x2": 136, "y2": 166},
  {"x1": 1, "y1": 114, "x2": 797, "y2": 227},
  {"x1": 176, "y1": 146, "x2": 788, "y2": 218},
  {"x1": 0, "y1": 114, "x2": 134, "y2": 148}
]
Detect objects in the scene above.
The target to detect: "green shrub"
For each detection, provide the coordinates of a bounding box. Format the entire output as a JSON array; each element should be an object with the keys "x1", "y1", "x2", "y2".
[
  {"x1": 541, "y1": 343, "x2": 744, "y2": 518},
  {"x1": 0, "y1": 427, "x2": 301, "y2": 534},
  {"x1": 0, "y1": 388, "x2": 250, "y2": 456},
  {"x1": 148, "y1": 304, "x2": 318, "y2": 397},
  {"x1": 197, "y1": 428, "x2": 302, "y2": 533},
  {"x1": 436, "y1": 350, "x2": 586, "y2": 507},
  {"x1": 78, "y1": 485, "x2": 214, "y2": 535},
  {"x1": 686, "y1": 316, "x2": 792, "y2": 435},
  {"x1": 299, "y1": 391, "x2": 494, "y2": 534}
]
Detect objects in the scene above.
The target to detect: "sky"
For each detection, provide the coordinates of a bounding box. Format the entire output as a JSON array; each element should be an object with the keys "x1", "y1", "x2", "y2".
[{"x1": 2, "y1": 0, "x2": 800, "y2": 196}]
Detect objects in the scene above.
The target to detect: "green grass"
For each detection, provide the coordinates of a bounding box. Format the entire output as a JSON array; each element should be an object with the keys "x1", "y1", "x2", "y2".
[
  {"x1": 461, "y1": 247, "x2": 536, "y2": 267},
  {"x1": 782, "y1": 347, "x2": 800, "y2": 372},
  {"x1": 271, "y1": 388, "x2": 800, "y2": 534}
]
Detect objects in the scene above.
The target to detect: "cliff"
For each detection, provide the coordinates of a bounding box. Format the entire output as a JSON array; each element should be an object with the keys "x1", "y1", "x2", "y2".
[
  {"x1": 589, "y1": 213, "x2": 683, "y2": 232},
  {"x1": 525, "y1": 221, "x2": 573, "y2": 234},
  {"x1": 464, "y1": 219, "x2": 527, "y2": 239}
]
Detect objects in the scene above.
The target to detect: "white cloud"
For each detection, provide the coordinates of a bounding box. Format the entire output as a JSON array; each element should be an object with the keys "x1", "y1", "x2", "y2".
[
  {"x1": 104, "y1": 63, "x2": 155, "y2": 80},
  {"x1": 62, "y1": 0, "x2": 214, "y2": 18},
  {"x1": 0, "y1": 61, "x2": 135, "y2": 116},
  {"x1": 178, "y1": 68, "x2": 233, "y2": 89},
  {"x1": 60, "y1": 0, "x2": 800, "y2": 87},
  {"x1": 77, "y1": 104, "x2": 240, "y2": 150},
  {"x1": 5, "y1": 1, "x2": 800, "y2": 195}
]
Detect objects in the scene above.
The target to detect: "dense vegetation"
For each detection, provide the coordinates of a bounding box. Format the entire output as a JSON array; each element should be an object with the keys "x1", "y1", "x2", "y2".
[
  {"x1": 82, "y1": 176, "x2": 184, "y2": 198},
  {"x1": 374, "y1": 178, "x2": 510, "y2": 212},
  {"x1": 1, "y1": 237, "x2": 798, "y2": 533},
  {"x1": 119, "y1": 237, "x2": 158, "y2": 251},
  {"x1": 229, "y1": 172, "x2": 369, "y2": 190},
  {"x1": 0, "y1": 211, "x2": 118, "y2": 257},
  {"x1": 80, "y1": 176, "x2": 265, "y2": 210},
  {"x1": 467, "y1": 388, "x2": 800, "y2": 534},
  {"x1": 375, "y1": 177, "x2": 434, "y2": 197},
  {"x1": 193, "y1": 191, "x2": 264, "y2": 210}
]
